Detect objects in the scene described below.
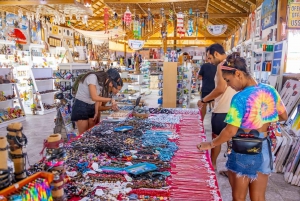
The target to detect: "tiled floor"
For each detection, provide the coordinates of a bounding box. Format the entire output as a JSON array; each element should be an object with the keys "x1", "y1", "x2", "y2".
[{"x1": 0, "y1": 91, "x2": 299, "y2": 201}]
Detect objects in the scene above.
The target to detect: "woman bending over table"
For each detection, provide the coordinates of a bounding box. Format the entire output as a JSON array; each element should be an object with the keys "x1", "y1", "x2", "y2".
[
  {"x1": 71, "y1": 68, "x2": 123, "y2": 134},
  {"x1": 197, "y1": 52, "x2": 287, "y2": 201}
]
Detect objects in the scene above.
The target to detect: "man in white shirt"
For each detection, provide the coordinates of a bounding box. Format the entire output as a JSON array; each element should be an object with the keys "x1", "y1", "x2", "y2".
[{"x1": 198, "y1": 44, "x2": 236, "y2": 173}]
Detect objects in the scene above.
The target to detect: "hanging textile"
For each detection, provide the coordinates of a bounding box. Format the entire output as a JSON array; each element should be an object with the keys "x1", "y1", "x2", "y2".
[
  {"x1": 187, "y1": 9, "x2": 194, "y2": 36},
  {"x1": 177, "y1": 12, "x2": 185, "y2": 37},
  {"x1": 104, "y1": 8, "x2": 110, "y2": 33},
  {"x1": 123, "y1": 6, "x2": 132, "y2": 30}
]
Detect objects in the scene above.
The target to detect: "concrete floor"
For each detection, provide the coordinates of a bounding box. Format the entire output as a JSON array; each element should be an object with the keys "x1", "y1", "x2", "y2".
[{"x1": 0, "y1": 91, "x2": 299, "y2": 201}]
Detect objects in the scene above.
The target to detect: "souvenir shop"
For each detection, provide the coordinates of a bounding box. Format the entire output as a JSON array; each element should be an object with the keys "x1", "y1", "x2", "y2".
[{"x1": 0, "y1": 0, "x2": 299, "y2": 200}]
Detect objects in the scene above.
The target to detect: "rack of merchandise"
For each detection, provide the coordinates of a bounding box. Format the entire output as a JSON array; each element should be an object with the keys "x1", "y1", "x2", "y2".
[
  {"x1": 177, "y1": 63, "x2": 192, "y2": 108},
  {"x1": 253, "y1": 42, "x2": 275, "y2": 83},
  {"x1": 56, "y1": 63, "x2": 92, "y2": 105},
  {"x1": 0, "y1": 68, "x2": 26, "y2": 128},
  {"x1": 26, "y1": 68, "x2": 57, "y2": 115}
]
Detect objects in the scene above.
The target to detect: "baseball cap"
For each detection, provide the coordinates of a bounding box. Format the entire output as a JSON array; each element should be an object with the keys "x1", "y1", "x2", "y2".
[{"x1": 107, "y1": 68, "x2": 121, "y2": 88}]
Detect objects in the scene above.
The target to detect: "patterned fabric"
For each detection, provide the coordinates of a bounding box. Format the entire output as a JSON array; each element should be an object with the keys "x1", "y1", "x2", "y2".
[{"x1": 225, "y1": 83, "x2": 286, "y2": 129}]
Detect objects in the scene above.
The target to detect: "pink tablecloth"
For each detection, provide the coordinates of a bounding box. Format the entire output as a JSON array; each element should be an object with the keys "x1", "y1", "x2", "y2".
[{"x1": 168, "y1": 112, "x2": 222, "y2": 201}]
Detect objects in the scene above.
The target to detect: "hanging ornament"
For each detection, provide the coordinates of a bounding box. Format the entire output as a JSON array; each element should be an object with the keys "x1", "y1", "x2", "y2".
[
  {"x1": 169, "y1": 9, "x2": 174, "y2": 27},
  {"x1": 147, "y1": 8, "x2": 153, "y2": 34},
  {"x1": 113, "y1": 12, "x2": 119, "y2": 29},
  {"x1": 160, "y1": 8, "x2": 167, "y2": 40},
  {"x1": 123, "y1": 6, "x2": 132, "y2": 28},
  {"x1": 104, "y1": 8, "x2": 110, "y2": 33},
  {"x1": 82, "y1": 15, "x2": 88, "y2": 27},
  {"x1": 195, "y1": 9, "x2": 200, "y2": 38},
  {"x1": 31, "y1": 12, "x2": 35, "y2": 22},
  {"x1": 35, "y1": 12, "x2": 40, "y2": 22},
  {"x1": 177, "y1": 12, "x2": 185, "y2": 37},
  {"x1": 133, "y1": 15, "x2": 141, "y2": 39},
  {"x1": 203, "y1": 12, "x2": 209, "y2": 25},
  {"x1": 18, "y1": 9, "x2": 23, "y2": 19},
  {"x1": 187, "y1": 8, "x2": 194, "y2": 36}
]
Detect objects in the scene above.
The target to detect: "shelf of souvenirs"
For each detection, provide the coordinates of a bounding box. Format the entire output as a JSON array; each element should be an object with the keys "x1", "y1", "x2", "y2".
[{"x1": 0, "y1": 107, "x2": 26, "y2": 128}]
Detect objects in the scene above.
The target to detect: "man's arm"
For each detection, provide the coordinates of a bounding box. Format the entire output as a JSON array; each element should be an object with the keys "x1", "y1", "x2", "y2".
[{"x1": 202, "y1": 63, "x2": 227, "y2": 102}]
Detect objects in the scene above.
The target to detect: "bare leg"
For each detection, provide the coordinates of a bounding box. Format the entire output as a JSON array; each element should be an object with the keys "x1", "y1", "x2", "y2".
[
  {"x1": 76, "y1": 120, "x2": 89, "y2": 135},
  {"x1": 200, "y1": 103, "x2": 207, "y2": 119},
  {"x1": 88, "y1": 118, "x2": 96, "y2": 130},
  {"x1": 211, "y1": 133, "x2": 221, "y2": 169},
  {"x1": 228, "y1": 171, "x2": 250, "y2": 201},
  {"x1": 249, "y1": 173, "x2": 269, "y2": 201}
]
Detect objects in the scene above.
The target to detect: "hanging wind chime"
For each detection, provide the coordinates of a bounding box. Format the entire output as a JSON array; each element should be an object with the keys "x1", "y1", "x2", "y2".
[
  {"x1": 133, "y1": 15, "x2": 141, "y2": 39},
  {"x1": 177, "y1": 12, "x2": 185, "y2": 38},
  {"x1": 104, "y1": 8, "x2": 110, "y2": 33},
  {"x1": 160, "y1": 8, "x2": 167, "y2": 40},
  {"x1": 147, "y1": 8, "x2": 154, "y2": 34},
  {"x1": 123, "y1": 6, "x2": 132, "y2": 31},
  {"x1": 195, "y1": 9, "x2": 200, "y2": 38},
  {"x1": 113, "y1": 12, "x2": 119, "y2": 29},
  {"x1": 169, "y1": 9, "x2": 174, "y2": 27},
  {"x1": 187, "y1": 8, "x2": 194, "y2": 36}
]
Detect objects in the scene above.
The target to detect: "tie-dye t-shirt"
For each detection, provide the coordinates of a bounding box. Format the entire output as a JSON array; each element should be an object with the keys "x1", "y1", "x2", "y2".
[{"x1": 225, "y1": 83, "x2": 286, "y2": 129}]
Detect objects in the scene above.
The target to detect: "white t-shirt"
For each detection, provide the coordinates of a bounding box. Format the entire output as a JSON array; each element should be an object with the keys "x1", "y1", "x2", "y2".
[{"x1": 75, "y1": 74, "x2": 102, "y2": 104}]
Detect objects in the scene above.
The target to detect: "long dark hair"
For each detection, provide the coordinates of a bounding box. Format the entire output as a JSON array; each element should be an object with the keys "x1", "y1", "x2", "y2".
[{"x1": 73, "y1": 71, "x2": 110, "y2": 97}]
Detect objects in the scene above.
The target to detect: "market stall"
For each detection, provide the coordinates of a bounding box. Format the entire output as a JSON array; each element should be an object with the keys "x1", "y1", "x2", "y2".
[{"x1": 1, "y1": 108, "x2": 221, "y2": 201}]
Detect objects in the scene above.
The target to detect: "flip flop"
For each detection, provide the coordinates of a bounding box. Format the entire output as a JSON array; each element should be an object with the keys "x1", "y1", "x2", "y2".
[{"x1": 219, "y1": 170, "x2": 228, "y2": 178}]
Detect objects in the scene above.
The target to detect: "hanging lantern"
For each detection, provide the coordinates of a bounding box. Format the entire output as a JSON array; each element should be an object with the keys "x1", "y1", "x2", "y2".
[
  {"x1": 123, "y1": 6, "x2": 132, "y2": 27},
  {"x1": 84, "y1": 0, "x2": 92, "y2": 8},
  {"x1": 203, "y1": 12, "x2": 208, "y2": 25}
]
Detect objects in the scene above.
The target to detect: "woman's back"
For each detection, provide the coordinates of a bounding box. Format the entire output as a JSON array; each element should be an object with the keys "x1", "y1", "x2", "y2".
[{"x1": 225, "y1": 83, "x2": 286, "y2": 130}]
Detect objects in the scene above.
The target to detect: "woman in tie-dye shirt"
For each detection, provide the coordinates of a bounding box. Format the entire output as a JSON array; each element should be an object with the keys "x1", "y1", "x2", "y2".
[{"x1": 197, "y1": 52, "x2": 287, "y2": 201}]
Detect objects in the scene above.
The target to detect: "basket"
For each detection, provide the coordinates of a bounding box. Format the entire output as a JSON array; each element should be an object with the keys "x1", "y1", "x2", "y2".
[
  {"x1": 0, "y1": 172, "x2": 54, "y2": 200},
  {"x1": 133, "y1": 112, "x2": 150, "y2": 119}
]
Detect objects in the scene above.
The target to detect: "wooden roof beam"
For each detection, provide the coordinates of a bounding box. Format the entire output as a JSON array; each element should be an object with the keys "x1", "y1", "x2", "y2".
[
  {"x1": 82, "y1": 13, "x2": 248, "y2": 21},
  {"x1": 93, "y1": 5, "x2": 106, "y2": 15},
  {"x1": 147, "y1": 37, "x2": 227, "y2": 40},
  {"x1": 210, "y1": 0, "x2": 237, "y2": 13},
  {"x1": 104, "y1": 0, "x2": 200, "y2": 3},
  {"x1": 220, "y1": 0, "x2": 249, "y2": 12},
  {"x1": 208, "y1": 5, "x2": 242, "y2": 25},
  {"x1": 246, "y1": 0, "x2": 256, "y2": 5},
  {"x1": 232, "y1": 0, "x2": 251, "y2": 9},
  {"x1": 0, "y1": 0, "x2": 75, "y2": 5}
]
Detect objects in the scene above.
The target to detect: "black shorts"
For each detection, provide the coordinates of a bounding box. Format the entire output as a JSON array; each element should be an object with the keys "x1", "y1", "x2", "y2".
[
  {"x1": 71, "y1": 99, "x2": 95, "y2": 121},
  {"x1": 201, "y1": 91, "x2": 214, "y2": 103},
  {"x1": 211, "y1": 113, "x2": 227, "y2": 135}
]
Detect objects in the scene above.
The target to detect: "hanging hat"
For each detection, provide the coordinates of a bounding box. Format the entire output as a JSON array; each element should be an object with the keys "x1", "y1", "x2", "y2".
[{"x1": 107, "y1": 68, "x2": 121, "y2": 88}]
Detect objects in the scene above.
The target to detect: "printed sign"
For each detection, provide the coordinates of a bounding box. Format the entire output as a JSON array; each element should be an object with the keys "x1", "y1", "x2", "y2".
[
  {"x1": 261, "y1": 0, "x2": 278, "y2": 30},
  {"x1": 128, "y1": 40, "x2": 145, "y2": 50},
  {"x1": 287, "y1": 3, "x2": 300, "y2": 29},
  {"x1": 206, "y1": 25, "x2": 227, "y2": 36}
]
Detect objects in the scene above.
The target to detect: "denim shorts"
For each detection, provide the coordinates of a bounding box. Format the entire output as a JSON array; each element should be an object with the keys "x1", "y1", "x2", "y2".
[
  {"x1": 226, "y1": 133, "x2": 272, "y2": 180},
  {"x1": 71, "y1": 99, "x2": 95, "y2": 121}
]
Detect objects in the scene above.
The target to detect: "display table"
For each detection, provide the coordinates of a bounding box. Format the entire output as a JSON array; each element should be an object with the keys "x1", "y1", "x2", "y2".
[{"x1": 23, "y1": 108, "x2": 221, "y2": 201}]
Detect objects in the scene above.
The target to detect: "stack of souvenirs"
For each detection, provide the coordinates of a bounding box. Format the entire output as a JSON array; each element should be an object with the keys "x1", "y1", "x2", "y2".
[{"x1": 40, "y1": 134, "x2": 66, "y2": 200}]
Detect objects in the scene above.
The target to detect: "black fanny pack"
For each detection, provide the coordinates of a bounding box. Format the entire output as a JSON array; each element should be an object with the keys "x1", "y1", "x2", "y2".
[{"x1": 232, "y1": 129, "x2": 265, "y2": 155}]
